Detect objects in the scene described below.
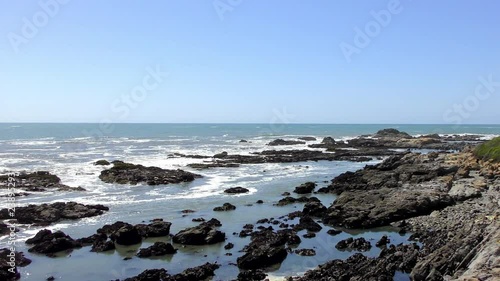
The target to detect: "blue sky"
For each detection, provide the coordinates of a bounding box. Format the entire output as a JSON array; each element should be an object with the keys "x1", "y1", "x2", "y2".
[{"x1": 1, "y1": 0, "x2": 499, "y2": 124}]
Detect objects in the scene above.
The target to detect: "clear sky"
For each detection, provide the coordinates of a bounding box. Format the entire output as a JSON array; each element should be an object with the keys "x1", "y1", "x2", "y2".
[{"x1": 1, "y1": 0, "x2": 499, "y2": 124}]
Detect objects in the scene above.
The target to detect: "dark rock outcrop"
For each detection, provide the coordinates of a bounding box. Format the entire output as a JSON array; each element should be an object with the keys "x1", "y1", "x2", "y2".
[
  {"x1": 111, "y1": 225, "x2": 142, "y2": 246},
  {"x1": 99, "y1": 160, "x2": 201, "y2": 185},
  {"x1": 376, "y1": 235, "x2": 390, "y2": 247},
  {"x1": 213, "y1": 203, "x2": 236, "y2": 212},
  {"x1": 26, "y1": 230, "x2": 82, "y2": 256},
  {"x1": 268, "y1": 139, "x2": 306, "y2": 146},
  {"x1": 237, "y1": 229, "x2": 300, "y2": 270},
  {"x1": 236, "y1": 269, "x2": 267, "y2": 281},
  {"x1": 294, "y1": 249, "x2": 316, "y2": 256},
  {"x1": 0, "y1": 248, "x2": 31, "y2": 281},
  {"x1": 0, "y1": 171, "x2": 84, "y2": 192},
  {"x1": 335, "y1": 237, "x2": 372, "y2": 252},
  {"x1": 302, "y1": 201, "x2": 326, "y2": 217},
  {"x1": 324, "y1": 188, "x2": 455, "y2": 229},
  {"x1": 289, "y1": 244, "x2": 420, "y2": 281},
  {"x1": 137, "y1": 242, "x2": 177, "y2": 258},
  {"x1": 172, "y1": 221, "x2": 225, "y2": 245},
  {"x1": 224, "y1": 187, "x2": 249, "y2": 194},
  {"x1": 293, "y1": 182, "x2": 316, "y2": 194},
  {"x1": 0, "y1": 202, "x2": 109, "y2": 225},
  {"x1": 135, "y1": 221, "x2": 172, "y2": 238},
  {"x1": 294, "y1": 216, "x2": 322, "y2": 232},
  {"x1": 94, "y1": 160, "x2": 110, "y2": 166},
  {"x1": 298, "y1": 137, "x2": 317, "y2": 141},
  {"x1": 123, "y1": 263, "x2": 219, "y2": 281}
]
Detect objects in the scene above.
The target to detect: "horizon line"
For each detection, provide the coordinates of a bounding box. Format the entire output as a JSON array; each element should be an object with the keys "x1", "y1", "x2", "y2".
[{"x1": 1, "y1": 122, "x2": 500, "y2": 126}]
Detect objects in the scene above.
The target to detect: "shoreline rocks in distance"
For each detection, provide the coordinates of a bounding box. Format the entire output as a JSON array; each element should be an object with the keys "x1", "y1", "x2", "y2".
[
  {"x1": 297, "y1": 137, "x2": 317, "y2": 141},
  {"x1": 267, "y1": 139, "x2": 306, "y2": 146},
  {"x1": 99, "y1": 160, "x2": 202, "y2": 185}
]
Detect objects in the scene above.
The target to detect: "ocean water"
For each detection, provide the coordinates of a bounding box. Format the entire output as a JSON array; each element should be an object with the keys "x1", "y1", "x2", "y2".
[{"x1": 0, "y1": 123, "x2": 499, "y2": 280}]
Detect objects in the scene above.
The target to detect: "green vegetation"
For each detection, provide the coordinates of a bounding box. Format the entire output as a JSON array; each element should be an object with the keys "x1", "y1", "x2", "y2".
[{"x1": 474, "y1": 137, "x2": 500, "y2": 162}]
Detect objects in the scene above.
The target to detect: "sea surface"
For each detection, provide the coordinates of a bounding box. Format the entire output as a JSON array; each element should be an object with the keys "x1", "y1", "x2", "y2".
[{"x1": 1, "y1": 123, "x2": 499, "y2": 280}]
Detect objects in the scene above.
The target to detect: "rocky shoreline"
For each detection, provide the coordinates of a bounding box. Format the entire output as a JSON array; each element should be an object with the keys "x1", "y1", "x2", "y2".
[{"x1": 1, "y1": 129, "x2": 498, "y2": 280}]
